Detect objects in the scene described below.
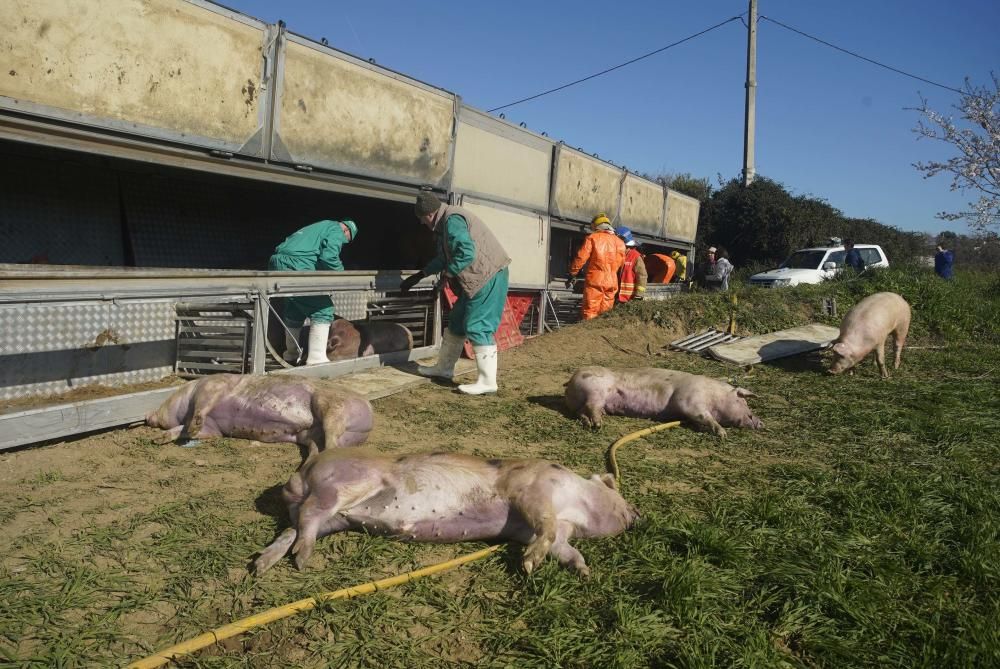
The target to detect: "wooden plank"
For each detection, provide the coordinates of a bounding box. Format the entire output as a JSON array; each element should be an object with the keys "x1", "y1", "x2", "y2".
[
  {"x1": 708, "y1": 323, "x2": 841, "y2": 366},
  {"x1": 0, "y1": 387, "x2": 178, "y2": 451}
]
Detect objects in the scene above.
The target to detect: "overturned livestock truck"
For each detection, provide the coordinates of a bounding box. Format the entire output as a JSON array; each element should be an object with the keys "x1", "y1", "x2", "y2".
[{"x1": 0, "y1": 0, "x2": 700, "y2": 449}]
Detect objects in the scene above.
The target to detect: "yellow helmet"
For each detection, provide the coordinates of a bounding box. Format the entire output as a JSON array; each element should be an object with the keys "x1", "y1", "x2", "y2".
[{"x1": 591, "y1": 213, "x2": 611, "y2": 230}]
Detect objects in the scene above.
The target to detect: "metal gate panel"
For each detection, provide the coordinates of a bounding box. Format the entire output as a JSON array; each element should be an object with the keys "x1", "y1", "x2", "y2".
[
  {"x1": 550, "y1": 145, "x2": 623, "y2": 224},
  {"x1": 0, "y1": 153, "x2": 122, "y2": 265},
  {"x1": 0, "y1": 300, "x2": 175, "y2": 401},
  {"x1": 619, "y1": 174, "x2": 665, "y2": 237},
  {"x1": 0, "y1": 0, "x2": 270, "y2": 156},
  {"x1": 665, "y1": 189, "x2": 700, "y2": 243},
  {"x1": 274, "y1": 35, "x2": 455, "y2": 187},
  {"x1": 459, "y1": 197, "x2": 548, "y2": 289},
  {"x1": 452, "y1": 107, "x2": 552, "y2": 211}
]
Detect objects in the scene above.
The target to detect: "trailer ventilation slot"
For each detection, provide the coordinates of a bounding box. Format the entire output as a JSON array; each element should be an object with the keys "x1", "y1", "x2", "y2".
[
  {"x1": 669, "y1": 329, "x2": 745, "y2": 355},
  {"x1": 174, "y1": 302, "x2": 254, "y2": 377}
]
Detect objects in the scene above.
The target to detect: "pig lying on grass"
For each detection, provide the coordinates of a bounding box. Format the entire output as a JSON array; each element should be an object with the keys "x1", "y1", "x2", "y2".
[
  {"x1": 146, "y1": 374, "x2": 373, "y2": 456},
  {"x1": 829, "y1": 292, "x2": 911, "y2": 378},
  {"x1": 254, "y1": 449, "x2": 639, "y2": 577},
  {"x1": 565, "y1": 366, "x2": 763, "y2": 438}
]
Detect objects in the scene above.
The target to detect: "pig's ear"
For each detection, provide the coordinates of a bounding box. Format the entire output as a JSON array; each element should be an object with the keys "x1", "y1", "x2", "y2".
[
  {"x1": 595, "y1": 473, "x2": 618, "y2": 490},
  {"x1": 831, "y1": 342, "x2": 849, "y2": 356},
  {"x1": 735, "y1": 388, "x2": 755, "y2": 398}
]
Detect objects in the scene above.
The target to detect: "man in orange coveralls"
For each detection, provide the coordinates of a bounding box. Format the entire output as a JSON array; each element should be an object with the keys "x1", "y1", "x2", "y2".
[{"x1": 565, "y1": 213, "x2": 626, "y2": 320}]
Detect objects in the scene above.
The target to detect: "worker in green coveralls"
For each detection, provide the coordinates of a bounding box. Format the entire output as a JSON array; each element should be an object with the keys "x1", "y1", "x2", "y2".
[
  {"x1": 399, "y1": 191, "x2": 510, "y2": 395},
  {"x1": 268, "y1": 219, "x2": 357, "y2": 365}
]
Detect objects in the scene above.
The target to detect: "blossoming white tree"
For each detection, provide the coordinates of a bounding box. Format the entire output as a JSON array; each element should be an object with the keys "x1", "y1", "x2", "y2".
[{"x1": 911, "y1": 74, "x2": 1000, "y2": 233}]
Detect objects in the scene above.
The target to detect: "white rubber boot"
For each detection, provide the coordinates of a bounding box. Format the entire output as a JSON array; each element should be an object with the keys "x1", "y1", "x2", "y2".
[
  {"x1": 418, "y1": 330, "x2": 465, "y2": 379},
  {"x1": 283, "y1": 326, "x2": 302, "y2": 364},
  {"x1": 458, "y1": 345, "x2": 498, "y2": 395},
  {"x1": 305, "y1": 322, "x2": 331, "y2": 365}
]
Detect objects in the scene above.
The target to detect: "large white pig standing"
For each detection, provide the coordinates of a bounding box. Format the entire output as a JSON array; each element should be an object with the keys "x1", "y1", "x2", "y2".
[
  {"x1": 828, "y1": 292, "x2": 911, "y2": 378},
  {"x1": 564, "y1": 366, "x2": 763, "y2": 438},
  {"x1": 253, "y1": 449, "x2": 639, "y2": 577}
]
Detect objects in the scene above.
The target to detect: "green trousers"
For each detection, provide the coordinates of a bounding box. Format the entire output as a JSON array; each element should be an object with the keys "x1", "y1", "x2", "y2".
[
  {"x1": 267, "y1": 253, "x2": 334, "y2": 326},
  {"x1": 447, "y1": 267, "x2": 509, "y2": 346}
]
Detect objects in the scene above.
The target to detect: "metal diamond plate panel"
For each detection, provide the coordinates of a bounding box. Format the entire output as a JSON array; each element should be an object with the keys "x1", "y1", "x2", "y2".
[
  {"x1": 0, "y1": 300, "x2": 176, "y2": 401},
  {"x1": 329, "y1": 290, "x2": 371, "y2": 321},
  {"x1": 0, "y1": 152, "x2": 123, "y2": 265}
]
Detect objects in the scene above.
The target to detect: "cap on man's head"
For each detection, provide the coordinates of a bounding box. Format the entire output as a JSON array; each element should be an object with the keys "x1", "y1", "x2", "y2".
[
  {"x1": 415, "y1": 190, "x2": 443, "y2": 217},
  {"x1": 591, "y1": 213, "x2": 611, "y2": 230},
  {"x1": 342, "y1": 219, "x2": 357, "y2": 241},
  {"x1": 708, "y1": 246, "x2": 717, "y2": 254}
]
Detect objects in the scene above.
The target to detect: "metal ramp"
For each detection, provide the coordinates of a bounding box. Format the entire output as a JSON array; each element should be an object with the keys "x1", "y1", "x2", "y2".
[{"x1": 670, "y1": 329, "x2": 745, "y2": 355}]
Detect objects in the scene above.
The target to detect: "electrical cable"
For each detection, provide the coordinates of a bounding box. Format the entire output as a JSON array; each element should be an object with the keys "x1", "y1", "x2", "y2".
[
  {"x1": 759, "y1": 15, "x2": 968, "y2": 97},
  {"x1": 487, "y1": 15, "x2": 744, "y2": 113}
]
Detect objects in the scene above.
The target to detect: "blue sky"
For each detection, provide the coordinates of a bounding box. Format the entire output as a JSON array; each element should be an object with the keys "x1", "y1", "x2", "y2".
[{"x1": 222, "y1": 1, "x2": 998, "y2": 236}]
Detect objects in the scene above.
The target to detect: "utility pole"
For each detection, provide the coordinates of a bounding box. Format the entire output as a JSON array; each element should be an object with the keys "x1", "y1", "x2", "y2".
[{"x1": 742, "y1": 0, "x2": 757, "y2": 187}]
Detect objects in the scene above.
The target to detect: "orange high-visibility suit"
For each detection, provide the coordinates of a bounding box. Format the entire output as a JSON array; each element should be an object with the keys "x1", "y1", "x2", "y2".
[{"x1": 569, "y1": 229, "x2": 626, "y2": 319}]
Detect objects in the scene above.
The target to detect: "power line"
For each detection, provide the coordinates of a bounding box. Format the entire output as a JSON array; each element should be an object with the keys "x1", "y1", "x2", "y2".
[
  {"x1": 759, "y1": 15, "x2": 968, "y2": 97},
  {"x1": 487, "y1": 15, "x2": 744, "y2": 113}
]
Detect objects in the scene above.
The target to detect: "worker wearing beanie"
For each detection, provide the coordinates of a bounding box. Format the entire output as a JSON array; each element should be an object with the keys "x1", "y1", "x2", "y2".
[
  {"x1": 614, "y1": 226, "x2": 647, "y2": 303},
  {"x1": 566, "y1": 213, "x2": 626, "y2": 319},
  {"x1": 400, "y1": 191, "x2": 511, "y2": 395},
  {"x1": 268, "y1": 219, "x2": 357, "y2": 365}
]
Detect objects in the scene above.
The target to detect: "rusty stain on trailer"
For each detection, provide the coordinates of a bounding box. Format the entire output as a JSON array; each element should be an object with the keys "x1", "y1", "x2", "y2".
[
  {"x1": 277, "y1": 40, "x2": 453, "y2": 184},
  {"x1": 619, "y1": 174, "x2": 664, "y2": 237},
  {"x1": 0, "y1": 0, "x2": 264, "y2": 145},
  {"x1": 552, "y1": 149, "x2": 621, "y2": 223},
  {"x1": 665, "y1": 190, "x2": 699, "y2": 242}
]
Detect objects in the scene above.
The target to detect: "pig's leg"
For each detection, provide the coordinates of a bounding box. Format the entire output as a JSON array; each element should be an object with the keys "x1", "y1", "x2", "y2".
[
  {"x1": 185, "y1": 380, "x2": 228, "y2": 438},
  {"x1": 153, "y1": 425, "x2": 185, "y2": 445},
  {"x1": 254, "y1": 527, "x2": 297, "y2": 574},
  {"x1": 690, "y1": 409, "x2": 727, "y2": 439},
  {"x1": 511, "y1": 494, "x2": 558, "y2": 574},
  {"x1": 893, "y1": 321, "x2": 909, "y2": 370},
  {"x1": 549, "y1": 521, "x2": 590, "y2": 577},
  {"x1": 582, "y1": 402, "x2": 604, "y2": 429},
  {"x1": 874, "y1": 340, "x2": 889, "y2": 378}
]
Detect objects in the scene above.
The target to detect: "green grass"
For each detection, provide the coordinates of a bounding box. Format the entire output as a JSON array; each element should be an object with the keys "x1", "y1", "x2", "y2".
[{"x1": 1, "y1": 266, "x2": 998, "y2": 667}]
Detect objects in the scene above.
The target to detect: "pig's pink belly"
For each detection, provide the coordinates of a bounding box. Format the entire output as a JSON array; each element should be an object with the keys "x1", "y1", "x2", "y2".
[
  {"x1": 603, "y1": 388, "x2": 669, "y2": 419},
  {"x1": 344, "y1": 498, "x2": 524, "y2": 543},
  {"x1": 212, "y1": 415, "x2": 311, "y2": 443}
]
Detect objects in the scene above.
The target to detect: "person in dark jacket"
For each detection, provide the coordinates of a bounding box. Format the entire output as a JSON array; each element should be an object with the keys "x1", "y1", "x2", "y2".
[
  {"x1": 934, "y1": 244, "x2": 954, "y2": 279},
  {"x1": 843, "y1": 239, "x2": 866, "y2": 272}
]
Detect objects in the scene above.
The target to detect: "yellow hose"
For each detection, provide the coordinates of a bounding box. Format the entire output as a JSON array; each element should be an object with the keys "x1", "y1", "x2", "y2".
[
  {"x1": 606, "y1": 421, "x2": 681, "y2": 482},
  {"x1": 126, "y1": 544, "x2": 501, "y2": 669}
]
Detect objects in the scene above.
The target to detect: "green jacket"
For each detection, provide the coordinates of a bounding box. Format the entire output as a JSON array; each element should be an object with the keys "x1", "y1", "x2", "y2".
[{"x1": 272, "y1": 220, "x2": 350, "y2": 271}]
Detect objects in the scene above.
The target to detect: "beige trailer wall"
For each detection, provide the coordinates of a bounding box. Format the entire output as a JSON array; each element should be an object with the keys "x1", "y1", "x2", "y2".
[
  {"x1": 619, "y1": 174, "x2": 665, "y2": 237},
  {"x1": 665, "y1": 190, "x2": 700, "y2": 242},
  {"x1": 551, "y1": 148, "x2": 622, "y2": 223},
  {"x1": 452, "y1": 118, "x2": 551, "y2": 211},
  {"x1": 277, "y1": 39, "x2": 454, "y2": 186},
  {"x1": 0, "y1": 0, "x2": 265, "y2": 149},
  {"x1": 461, "y1": 198, "x2": 547, "y2": 287}
]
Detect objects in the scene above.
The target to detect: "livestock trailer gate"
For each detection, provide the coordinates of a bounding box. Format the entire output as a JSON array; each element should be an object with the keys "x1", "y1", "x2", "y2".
[{"x1": 0, "y1": 0, "x2": 700, "y2": 449}]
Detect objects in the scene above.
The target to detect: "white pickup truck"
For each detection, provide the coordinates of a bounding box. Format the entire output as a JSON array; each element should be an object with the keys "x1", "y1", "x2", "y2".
[{"x1": 749, "y1": 244, "x2": 889, "y2": 287}]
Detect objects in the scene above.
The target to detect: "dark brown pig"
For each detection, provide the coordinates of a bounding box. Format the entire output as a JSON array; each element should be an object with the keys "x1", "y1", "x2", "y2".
[
  {"x1": 565, "y1": 366, "x2": 763, "y2": 438},
  {"x1": 253, "y1": 449, "x2": 639, "y2": 577},
  {"x1": 326, "y1": 319, "x2": 414, "y2": 361},
  {"x1": 146, "y1": 374, "x2": 373, "y2": 455},
  {"x1": 829, "y1": 292, "x2": 911, "y2": 378}
]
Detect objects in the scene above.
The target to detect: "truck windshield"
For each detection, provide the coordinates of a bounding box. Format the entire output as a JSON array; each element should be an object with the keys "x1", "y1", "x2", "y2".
[{"x1": 781, "y1": 250, "x2": 826, "y2": 269}]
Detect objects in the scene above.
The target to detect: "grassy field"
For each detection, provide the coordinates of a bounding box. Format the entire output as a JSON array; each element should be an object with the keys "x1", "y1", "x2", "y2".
[{"x1": 1, "y1": 267, "x2": 998, "y2": 667}]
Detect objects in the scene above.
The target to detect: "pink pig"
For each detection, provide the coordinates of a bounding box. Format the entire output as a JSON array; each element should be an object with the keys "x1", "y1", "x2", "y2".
[{"x1": 829, "y1": 292, "x2": 911, "y2": 378}]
